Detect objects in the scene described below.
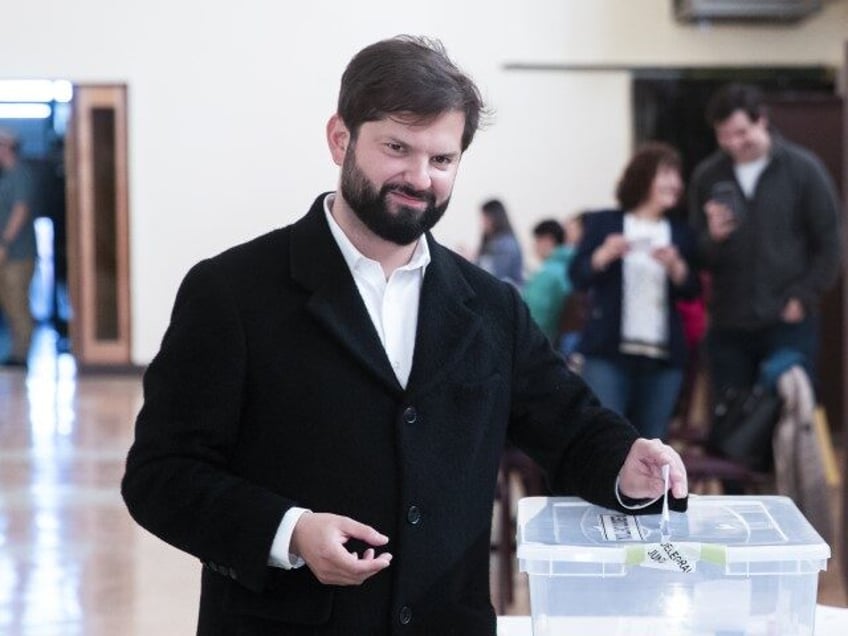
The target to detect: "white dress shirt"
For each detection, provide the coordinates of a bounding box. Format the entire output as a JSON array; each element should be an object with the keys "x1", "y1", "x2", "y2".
[{"x1": 268, "y1": 193, "x2": 429, "y2": 569}]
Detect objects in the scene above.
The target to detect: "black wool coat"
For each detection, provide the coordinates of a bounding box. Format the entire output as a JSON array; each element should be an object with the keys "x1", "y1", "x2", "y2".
[{"x1": 122, "y1": 194, "x2": 647, "y2": 635}]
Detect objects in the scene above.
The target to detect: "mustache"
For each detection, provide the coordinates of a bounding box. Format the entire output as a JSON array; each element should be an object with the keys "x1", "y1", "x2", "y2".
[{"x1": 381, "y1": 183, "x2": 436, "y2": 205}]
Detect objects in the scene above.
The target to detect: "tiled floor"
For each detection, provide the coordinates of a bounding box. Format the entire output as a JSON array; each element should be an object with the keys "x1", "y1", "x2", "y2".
[
  {"x1": 0, "y1": 328, "x2": 845, "y2": 634},
  {"x1": 1, "y1": 329, "x2": 200, "y2": 635}
]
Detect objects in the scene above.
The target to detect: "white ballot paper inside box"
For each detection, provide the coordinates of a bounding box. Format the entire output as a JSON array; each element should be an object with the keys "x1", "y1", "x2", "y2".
[{"x1": 517, "y1": 495, "x2": 830, "y2": 636}]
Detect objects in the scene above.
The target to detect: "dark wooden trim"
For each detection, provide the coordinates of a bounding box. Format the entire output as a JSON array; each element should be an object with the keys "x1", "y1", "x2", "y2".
[{"x1": 502, "y1": 62, "x2": 836, "y2": 81}]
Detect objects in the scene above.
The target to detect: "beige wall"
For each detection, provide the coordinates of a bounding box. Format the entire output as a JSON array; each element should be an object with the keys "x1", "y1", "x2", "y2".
[{"x1": 0, "y1": 0, "x2": 846, "y2": 362}]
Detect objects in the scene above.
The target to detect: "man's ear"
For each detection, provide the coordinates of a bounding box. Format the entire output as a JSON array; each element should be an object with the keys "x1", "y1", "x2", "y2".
[{"x1": 327, "y1": 114, "x2": 350, "y2": 166}]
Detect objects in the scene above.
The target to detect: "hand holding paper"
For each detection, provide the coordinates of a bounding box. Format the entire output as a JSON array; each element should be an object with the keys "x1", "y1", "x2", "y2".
[{"x1": 618, "y1": 438, "x2": 688, "y2": 504}]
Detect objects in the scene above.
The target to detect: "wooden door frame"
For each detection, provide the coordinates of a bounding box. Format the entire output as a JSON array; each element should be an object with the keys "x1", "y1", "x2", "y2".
[{"x1": 65, "y1": 84, "x2": 132, "y2": 368}]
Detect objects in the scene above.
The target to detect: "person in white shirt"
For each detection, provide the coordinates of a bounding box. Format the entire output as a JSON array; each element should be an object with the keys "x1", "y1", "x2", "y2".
[
  {"x1": 122, "y1": 36, "x2": 688, "y2": 636},
  {"x1": 569, "y1": 143, "x2": 701, "y2": 440}
]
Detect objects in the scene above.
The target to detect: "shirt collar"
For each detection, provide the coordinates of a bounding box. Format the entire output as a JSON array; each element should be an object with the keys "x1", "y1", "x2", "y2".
[{"x1": 323, "y1": 193, "x2": 431, "y2": 275}]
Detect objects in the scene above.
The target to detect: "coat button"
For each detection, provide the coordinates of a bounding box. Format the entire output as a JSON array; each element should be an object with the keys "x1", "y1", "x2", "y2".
[
  {"x1": 407, "y1": 505, "x2": 421, "y2": 525},
  {"x1": 399, "y1": 605, "x2": 413, "y2": 625},
  {"x1": 402, "y1": 407, "x2": 417, "y2": 424}
]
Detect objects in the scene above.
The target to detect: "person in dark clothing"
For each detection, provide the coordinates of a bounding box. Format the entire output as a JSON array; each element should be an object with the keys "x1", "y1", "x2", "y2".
[
  {"x1": 0, "y1": 128, "x2": 37, "y2": 368},
  {"x1": 122, "y1": 36, "x2": 688, "y2": 636},
  {"x1": 38, "y1": 138, "x2": 71, "y2": 352},
  {"x1": 689, "y1": 83, "x2": 841, "y2": 401}
]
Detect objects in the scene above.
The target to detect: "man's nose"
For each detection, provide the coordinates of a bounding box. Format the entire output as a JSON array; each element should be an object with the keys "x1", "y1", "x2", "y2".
[{"x1": 403, "y1": 158, "x2": 432, "y2": 191}]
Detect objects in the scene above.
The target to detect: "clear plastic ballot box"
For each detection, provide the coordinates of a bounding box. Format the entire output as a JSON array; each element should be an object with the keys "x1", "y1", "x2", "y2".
[{"x1": 516, "y1": 496, "x2": 830, "y2": 635}]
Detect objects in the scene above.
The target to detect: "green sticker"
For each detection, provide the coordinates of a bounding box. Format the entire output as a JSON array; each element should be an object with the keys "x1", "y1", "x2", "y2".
[
  {"x1": 626, "y1": 546, "x2": 645, "y2": 565},
  {"x1": 700, "y1": 544, "x2": 727, "y2": 566}
]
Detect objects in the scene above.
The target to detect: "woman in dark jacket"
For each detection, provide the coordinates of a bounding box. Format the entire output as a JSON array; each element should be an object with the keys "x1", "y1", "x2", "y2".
[{"x1": 569, "y1": 143, "x2": 700, "y2": 440}]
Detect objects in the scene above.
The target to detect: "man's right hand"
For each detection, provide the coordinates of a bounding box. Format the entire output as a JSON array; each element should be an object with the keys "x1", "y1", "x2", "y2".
[
  {"x1": 290, "y1": 512, "x2": 392, "y2": 586},
  {"x1": 704, "y1": 200, "x2": 736, "y2": 242}
]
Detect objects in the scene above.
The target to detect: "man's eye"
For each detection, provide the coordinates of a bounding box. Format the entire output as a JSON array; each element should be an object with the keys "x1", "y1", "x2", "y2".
[
  {"x1": 432, "y1": 156, "x2": 453, "y2": 166},
  {"x1": 386, "y1": 143, "x2": 404, "y2": 153}
]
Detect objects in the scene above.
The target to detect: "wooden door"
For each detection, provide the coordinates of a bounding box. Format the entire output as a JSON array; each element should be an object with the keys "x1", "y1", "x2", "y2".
[
  {"x1": 65, "y1": 85, "x2": 131, "y2": 367},
  {"x1": 767, "y1": 95, "x2": 844, "y2": 438},
  {"x1": 769, "y1": 92, "x2": 847, "y2": 596}
]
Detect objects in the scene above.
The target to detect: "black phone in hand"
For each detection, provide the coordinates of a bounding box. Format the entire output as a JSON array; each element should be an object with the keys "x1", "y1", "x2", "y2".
[{"x1": 710, "y1": 181, "x2": 743, "y2": 222}]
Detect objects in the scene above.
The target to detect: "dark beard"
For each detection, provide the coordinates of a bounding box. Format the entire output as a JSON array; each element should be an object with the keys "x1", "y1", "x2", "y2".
[{"x1": 340, "y1": 148, "x2": 449, "y2": 246}]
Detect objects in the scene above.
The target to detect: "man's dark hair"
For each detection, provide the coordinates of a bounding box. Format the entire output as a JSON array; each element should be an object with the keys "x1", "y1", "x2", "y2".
[
  {"x1": 532, "y1": 219, "x2": 564, "y2": 245},
  {"x1": 705, "y1": 83, "x2": 767, "y2": 126},
  {"x1": 337, "y1": 35, "x2": 486, "y2": 151},
  {"x1": 615, "y1": 142, "x2": 682, "y2": 211}
]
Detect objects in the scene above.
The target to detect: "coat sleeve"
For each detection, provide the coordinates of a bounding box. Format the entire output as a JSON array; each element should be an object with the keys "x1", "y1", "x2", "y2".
[
  {"x1": 787, "y1": 155, "x2": 842, "y2": 310},
  {"x1": 121, "y1": 259, "x2": 291, "y2": 593},
  {"x1": 669, "y1": 222, "x2": 702, "y2": 301},
  {"x1": 688, "y1": 164, "x2": 716, "y2": 267},
  {"x1": 504, "y1": 283, "x2": 635, "y2": 510},
  {"x1": 568, "y1": 212, "x2": 615, "y2": 291}
]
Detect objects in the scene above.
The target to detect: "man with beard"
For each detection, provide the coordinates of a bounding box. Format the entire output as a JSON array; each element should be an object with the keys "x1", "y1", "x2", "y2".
[
  {"x1": 689, "y1": 84, "x2": 840, "y2": 425},
  {"x1": 122, "y1": 36, "x2": 688, "y2": 636}
]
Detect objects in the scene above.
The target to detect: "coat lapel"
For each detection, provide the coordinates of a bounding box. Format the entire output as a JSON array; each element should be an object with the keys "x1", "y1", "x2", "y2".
[
  {"x1": 289, "y1": 195, "x2": 402, "y2": 394},
  {"x1": 406, "y1": 238, "x2": 482, "y2": 398}
]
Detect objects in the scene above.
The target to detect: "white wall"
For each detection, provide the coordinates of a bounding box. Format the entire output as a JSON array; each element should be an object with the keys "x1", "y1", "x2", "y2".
[{"x1": 0, "y1": 0, "x2": 846, "y2": 363}]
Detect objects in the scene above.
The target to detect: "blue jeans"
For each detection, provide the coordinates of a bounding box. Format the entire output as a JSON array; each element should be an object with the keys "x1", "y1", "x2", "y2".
[
  {"x1": 707, "y1": 317, "x2": 818, "y2": 397},
  {"x1": 581, "y1": 355, "x2": 683, "y2": 440}
]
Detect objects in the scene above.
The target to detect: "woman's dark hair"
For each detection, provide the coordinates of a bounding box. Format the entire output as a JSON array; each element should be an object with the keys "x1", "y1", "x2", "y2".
[
  {"x1": 705, "y1": 83, "x2": 766, "y2": 126},
  {"x1": 337, "y1": 35, "x2": 487, "y2": 151},
  {"x1": 615, "y1": 142, "x2": 682, "y2": 211},
  {"x1": 481, "y1": 199, "x2": 514, "y2": 240},
  {"x1": 532, "y1": 219, "x2": 564, "y2": 245}
]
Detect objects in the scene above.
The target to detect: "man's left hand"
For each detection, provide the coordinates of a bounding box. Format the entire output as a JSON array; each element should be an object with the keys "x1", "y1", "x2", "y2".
[{"x1": 618, "y1": 438, "x2": 688, "y2": 501}]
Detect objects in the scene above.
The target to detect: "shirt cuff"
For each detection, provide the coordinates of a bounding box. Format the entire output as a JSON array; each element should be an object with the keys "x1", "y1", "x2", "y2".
[
  {"x1": 615, "y1": 474, "x2": 662, "y2": 510},
  {"x1": 268, "y1": 507, "x2": 311, "y2": 569}
]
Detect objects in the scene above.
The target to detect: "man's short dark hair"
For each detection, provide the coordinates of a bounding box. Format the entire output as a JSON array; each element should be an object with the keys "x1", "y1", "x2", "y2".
[
  {"x1": 705, "y1": 83, "x2": 767, "y2": 126},
  {"x1": 533, "y1": 219, "x2": 564, "y2": 245},
  {"x1": 615, "y1": 142, "x2": 682, "y2": 211},
  {"x1": 337, "y1": 35, "x2": 486, "y2": 151}
]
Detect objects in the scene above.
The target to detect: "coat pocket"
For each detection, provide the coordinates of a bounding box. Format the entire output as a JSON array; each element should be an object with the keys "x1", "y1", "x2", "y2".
[{"x1": 226, "y1": 568, "x2": 333, "y2": 626}]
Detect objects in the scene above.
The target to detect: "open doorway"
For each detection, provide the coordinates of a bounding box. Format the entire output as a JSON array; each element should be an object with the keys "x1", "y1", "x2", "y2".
[
  {"x1": 1, "y1": 80, "x2": 131, "y2": 371},
  {"x1": 0, "y1": 80, "x2": 73, "y2": 366}
]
